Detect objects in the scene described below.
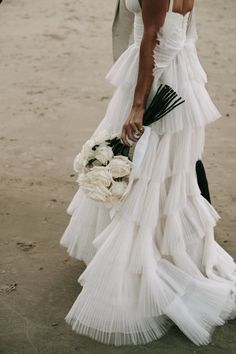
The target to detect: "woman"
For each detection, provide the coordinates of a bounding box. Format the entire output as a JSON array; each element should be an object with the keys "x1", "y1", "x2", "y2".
[
  {"x1": 113, "y1": 0, "x2": 211, "y2": 204},
  {"x1": 60, "y1": 0, "x2": 236, "y2": 346}
]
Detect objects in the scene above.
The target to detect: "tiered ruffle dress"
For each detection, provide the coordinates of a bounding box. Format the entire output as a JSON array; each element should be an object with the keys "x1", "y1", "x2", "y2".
[{"x1": 60, "y1": 0, "x2": 236, "y2": 346}]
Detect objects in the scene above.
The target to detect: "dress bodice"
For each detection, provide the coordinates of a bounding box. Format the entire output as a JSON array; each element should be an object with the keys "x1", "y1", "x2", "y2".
[
  {"x1": 126, "y1": 0, "x2": 193, "y2": 47},
  {"x1": 106, "y1": 0, "x2": 208, "y2": 127}
]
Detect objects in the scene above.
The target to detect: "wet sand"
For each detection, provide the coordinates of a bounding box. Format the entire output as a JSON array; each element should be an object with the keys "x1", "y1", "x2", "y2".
[{"x1": 0, "y1": 0, "x2": 235, "y2": 353}]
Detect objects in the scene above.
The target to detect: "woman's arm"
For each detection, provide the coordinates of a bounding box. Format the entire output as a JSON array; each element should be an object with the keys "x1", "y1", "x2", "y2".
[{"x1": 121, "y1": 0, "x2": 169, "y2": 146}]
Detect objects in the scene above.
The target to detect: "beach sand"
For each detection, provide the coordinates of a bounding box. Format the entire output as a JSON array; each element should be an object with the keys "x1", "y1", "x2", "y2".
[{"x1": 0, "y1": 0, "x2": 235, "y2": 353}]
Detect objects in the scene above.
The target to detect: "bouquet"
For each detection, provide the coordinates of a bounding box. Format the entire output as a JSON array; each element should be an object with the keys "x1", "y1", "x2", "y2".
[{"x1": 73, "y1": 84, "x2": 185, "y2": 207}]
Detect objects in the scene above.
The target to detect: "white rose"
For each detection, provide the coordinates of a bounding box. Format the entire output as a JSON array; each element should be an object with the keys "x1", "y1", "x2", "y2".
[
  {"x1": 87, "y1": 185, "x2": 112, "y2": 202},
  {"x1": 94, "y1": 144, "x2": 114, "y2": 165},
  {"x1": 107, "y1": 155, "x2": 133, "y2": 178},
  {"x1": 78, "y1": 166, "x2": 113, "y2": 202},
  {"x1": 74, "y1": 133, "x2": 113, "y2": 173},
  {"x1": 73, "y1": 152, "x2": 87, "y2": 174},
  {"x1": 85, "y1": 137, "x2": 96, "y2": 149},
  {"x1": 90, "y1": 159, "x2": 102, "y2": 167},
  {"x1": 92, "y1": 130, "x2": 111, "y2": 145},
  {"x1": 81, "y1": 140, "x2": 96, "y2": 161},
  {"x1": 73, "y1": 141, "x2": 96, "y2": 173},
  {"x1": 110, "y1": 180, "x2": 128, "y2": 199},
  {"x1": 78, "y1": 166, "x2": 113, "y2": 187}
]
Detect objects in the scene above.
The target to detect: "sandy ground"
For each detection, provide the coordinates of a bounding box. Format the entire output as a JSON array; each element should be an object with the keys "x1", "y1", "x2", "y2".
[{"x1": 0, "y1": 0, "x2": 235, "y2": 353}]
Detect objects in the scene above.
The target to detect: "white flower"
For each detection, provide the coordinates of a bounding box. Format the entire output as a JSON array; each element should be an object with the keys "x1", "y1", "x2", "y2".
[
  {"x1": 73, "y1": 153, "x2": 86, "y2": 174},
  {"x1": 81, "y1": 140, "x2": 96, "y2": 161},
  {"x1": 107, "y1": 155, "x2": 133, "y2": 178},
  {"x1": 79, "y1": 166, "x2": 113, "y2": 187},
  {"x1": 73, "y1": 141, "x2": 96, "y2": 173},
  {"x1": 78, "y1": 166, "x2": 113, "y2": 202},
  {"x1": 84, "y1": 137, "x2": 96, "y2": 149},
  {"x1": 92, "y1": 130, "x2": 111, "y2": 145},
  {"x1": 110, "y1": 180, "x2": 128, "y2": 199},
  {"x1": 94, "y1": 144, "x2": 114, "y2": 165},
  {"x1": 90, "y1": 159, "x2": 102, "y2": 167},
  {"x1": 87, "y1": 185, "x2": 112, "y2": 202}
]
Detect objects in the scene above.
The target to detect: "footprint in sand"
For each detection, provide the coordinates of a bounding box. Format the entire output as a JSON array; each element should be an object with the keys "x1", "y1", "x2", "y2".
[{"x1": 16, "y1": 241, "x2": 36, "y2": 252}]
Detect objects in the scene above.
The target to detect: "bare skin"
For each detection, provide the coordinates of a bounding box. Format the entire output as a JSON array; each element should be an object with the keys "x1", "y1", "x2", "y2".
[{"x1": 120, "y1": 0, "x2": 194, "y2": 146}]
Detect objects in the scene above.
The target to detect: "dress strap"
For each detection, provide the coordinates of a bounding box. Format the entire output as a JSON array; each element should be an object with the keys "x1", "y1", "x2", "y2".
[{"x1": 168, "y1": 0, "x2": 174, "y2": 12}]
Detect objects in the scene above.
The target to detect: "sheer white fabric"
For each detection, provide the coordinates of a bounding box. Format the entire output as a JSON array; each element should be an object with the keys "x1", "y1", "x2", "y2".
[{"x1": 60, "y1": 0, "x2": 236, "y2": 346}]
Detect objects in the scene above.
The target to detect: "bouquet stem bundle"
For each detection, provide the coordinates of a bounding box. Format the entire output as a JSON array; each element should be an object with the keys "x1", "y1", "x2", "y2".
[
  {"x1": 107, "y1": 84, "x2": 185, "y2": 158},
  {"x1": 143, "y1": 84, "x2": 185, "y2": 125}
]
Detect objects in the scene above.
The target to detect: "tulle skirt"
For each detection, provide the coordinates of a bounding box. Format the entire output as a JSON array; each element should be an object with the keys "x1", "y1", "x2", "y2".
[{"x1": 60, "y1": 41, "x2": 236, "y2": 346}]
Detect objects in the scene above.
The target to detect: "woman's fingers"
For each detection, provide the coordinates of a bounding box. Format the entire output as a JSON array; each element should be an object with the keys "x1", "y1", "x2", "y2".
[
  {"x1": 121, "y1": 125, "x2": 130, "y2": 146},
  {"x1": 134, "y1": 109, "x2": 145, "y2": 132},
  {"x1": 121, "y1": 109, "x2": 144, "y2": 146},
  {"x1": 121, "y1": 124, "x2": 137, "y2": 146},
  {"x1": 127, "y1": 124, "x2": 139, "y2": 142},
  {"x1": 135, "y1": 117, "x2": 144, "y2": 133}
]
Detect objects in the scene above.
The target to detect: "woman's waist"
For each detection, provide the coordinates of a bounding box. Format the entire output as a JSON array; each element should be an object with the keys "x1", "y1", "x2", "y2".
[{"x1": 106, "y1": 36, "x2": 206, "y2": 89}]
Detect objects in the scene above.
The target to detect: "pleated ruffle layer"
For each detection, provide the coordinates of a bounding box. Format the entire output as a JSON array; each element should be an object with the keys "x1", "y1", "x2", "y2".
[
  {"x1": 105, "y1": 42, "x2": 221, "y2": 135},
  {"x1": 65, "y1": 258, "x2": 235, "y2": 346},
  {"x1": 61, "y1": 128, "x2": 236, "y2": 346}
]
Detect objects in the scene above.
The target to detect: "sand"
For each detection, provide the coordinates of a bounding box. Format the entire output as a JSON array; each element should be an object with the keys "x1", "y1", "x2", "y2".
[{"x1": 0, "y1": 0, "x2": 235, "y2": 353}]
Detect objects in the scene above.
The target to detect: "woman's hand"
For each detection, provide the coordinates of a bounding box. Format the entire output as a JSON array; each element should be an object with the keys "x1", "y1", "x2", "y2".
[{"x1": 121, "y1": 106, "x2": 145, "y2": 146}]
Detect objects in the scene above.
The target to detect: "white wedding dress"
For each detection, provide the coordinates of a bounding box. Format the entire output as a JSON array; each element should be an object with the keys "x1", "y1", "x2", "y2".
[{"x1": 60, "y1": 0, "x2": 236, "y2": 346}]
